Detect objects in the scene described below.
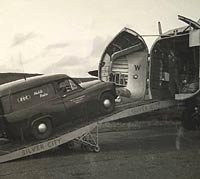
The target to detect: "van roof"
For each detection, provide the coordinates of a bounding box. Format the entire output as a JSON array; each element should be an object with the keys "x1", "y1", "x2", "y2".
[{"x1": 0, "y1": 74, "x2": 69, "y2": 97}]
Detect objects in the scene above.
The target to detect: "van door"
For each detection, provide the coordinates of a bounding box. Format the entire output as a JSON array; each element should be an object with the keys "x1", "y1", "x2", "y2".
[
  {"x1": 99, "y1": 28, "x2": 149, "y2": 100},
  {"x1": 55, "y1": 78, "x2": 86, "y2": 126},
  {"x1": 31, "y1": 83, "x2": 67, "y2": 126}
]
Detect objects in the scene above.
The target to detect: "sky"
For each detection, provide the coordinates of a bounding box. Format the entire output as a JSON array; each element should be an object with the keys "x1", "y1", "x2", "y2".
[{"x1": 0, "y1": 0, "x2": 200, "y2": 77}]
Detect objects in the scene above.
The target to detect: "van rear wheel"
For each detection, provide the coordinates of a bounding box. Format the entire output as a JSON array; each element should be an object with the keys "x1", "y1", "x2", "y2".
[{"x1": 31, "y1": 118, "x2": 53, "y2": 140}]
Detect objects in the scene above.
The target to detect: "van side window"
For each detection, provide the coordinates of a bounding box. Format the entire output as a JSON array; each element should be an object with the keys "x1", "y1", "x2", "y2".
[
  {"x1": 56, "y1": 79, "x2": 79, "y2": 95},
  {"x1": 58, "y1": 79, "x2": 72, "y2": 93},
  {"x1": 69, "y1": 79, "x2": 78, "y2": 90}
]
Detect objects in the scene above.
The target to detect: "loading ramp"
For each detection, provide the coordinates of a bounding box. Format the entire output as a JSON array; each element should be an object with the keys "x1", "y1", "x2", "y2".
[{"x1": 0, "y1": 99, "x2": 182, "y2": 163}]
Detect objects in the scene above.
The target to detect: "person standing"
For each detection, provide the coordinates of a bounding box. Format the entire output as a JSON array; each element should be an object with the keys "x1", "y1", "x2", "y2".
[{"x1": 168, "y1": 50, "x2": 180, "y2": 97}]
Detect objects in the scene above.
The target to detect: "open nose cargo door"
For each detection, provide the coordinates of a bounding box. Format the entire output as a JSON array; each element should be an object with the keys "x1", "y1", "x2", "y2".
[
  {"x1": 150, "y1": 15, "x2": 200, "y2": 100},
  {"x1": 99, "y1": 28, "x2": 149, "y2": 101}
]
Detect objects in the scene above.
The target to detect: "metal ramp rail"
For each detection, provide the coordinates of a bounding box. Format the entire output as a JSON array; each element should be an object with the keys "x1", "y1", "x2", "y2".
[{"x1": 0, "y1": 99, "x2": 181, "y2": 163}]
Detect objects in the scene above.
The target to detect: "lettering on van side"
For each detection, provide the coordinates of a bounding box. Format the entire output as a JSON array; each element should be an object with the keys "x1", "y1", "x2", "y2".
[
  {"x1": 40, "y1": 93, "x2": 48, "y2": 98},
  {"x1": 70, "y1": 95, "x2": 85, "y2": 104},
  {"x1": 17, "y1": 95, "x2": 31, "y2": 103},
  {"x1": 33, "y1": 89, "x2": 49, "y2": 98},
  {"x1": 34, "y1": 89, "x2": 43, "y2": 95}
]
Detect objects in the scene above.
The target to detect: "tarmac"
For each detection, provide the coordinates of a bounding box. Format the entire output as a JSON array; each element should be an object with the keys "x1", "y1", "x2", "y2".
[{"x1": 1, "y1": 124, "x2": 200, "y2": 179}]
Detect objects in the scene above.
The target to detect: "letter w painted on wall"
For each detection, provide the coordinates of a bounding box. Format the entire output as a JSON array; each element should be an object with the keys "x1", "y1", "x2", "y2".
[{"x1": 134, "y1": 65, "x2": 141, "y2": 71}]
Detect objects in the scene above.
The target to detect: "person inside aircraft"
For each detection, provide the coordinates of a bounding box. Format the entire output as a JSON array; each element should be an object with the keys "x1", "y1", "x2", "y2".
[
  {"x1": 192, "y1": 106, "x2": 200, "y2": 129},
  {"x1": 168, "y1": 50, "x2": 181, "y2": 97},
  {"x1": 179, "y1": 47, "x2": 199, "y2": 93},
  {"x1": 181, "y1": 78, "x2": 199, "y2": 93},
  {"x1": 109, "y1": 72, "x2": 114, "y2": 82}
]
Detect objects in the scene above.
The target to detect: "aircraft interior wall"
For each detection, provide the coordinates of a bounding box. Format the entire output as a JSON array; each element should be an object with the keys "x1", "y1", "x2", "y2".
[
  {"x1": 150, "y1": 34, "x2": 199, "y2": 99},
  {"x1": 100, "y1": 30, "x2": 148, "y2": 100}
]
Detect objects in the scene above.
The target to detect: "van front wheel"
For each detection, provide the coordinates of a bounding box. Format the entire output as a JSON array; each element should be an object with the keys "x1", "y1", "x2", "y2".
[
  {"x1": 99, "y1": 92, "x2": 115, "y2": 114},
  {"x1": 31, "y1": 118, "x2": 53, "y2": 140}
]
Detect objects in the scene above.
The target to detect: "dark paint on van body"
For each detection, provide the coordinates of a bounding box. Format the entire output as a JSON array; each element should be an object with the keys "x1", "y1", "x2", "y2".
[{"x1": 0, "y1": 74, "x2": 116, "y2": 140}]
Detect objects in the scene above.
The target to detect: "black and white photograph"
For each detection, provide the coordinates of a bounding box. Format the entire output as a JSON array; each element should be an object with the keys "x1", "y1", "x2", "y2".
[{"x1": 0, "y1": 0, "x2": 200, "y2": 178}]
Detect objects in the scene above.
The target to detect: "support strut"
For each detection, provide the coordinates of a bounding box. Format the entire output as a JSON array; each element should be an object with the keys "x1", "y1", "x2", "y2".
[{"x1": 75, "y1": 125, "x2": 100, "y2": 152}]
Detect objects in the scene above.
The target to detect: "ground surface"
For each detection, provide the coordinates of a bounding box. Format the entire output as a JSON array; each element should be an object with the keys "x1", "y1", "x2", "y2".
[{"x1": 0, "y1": 125, "x2": 200, "y2": 179}]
